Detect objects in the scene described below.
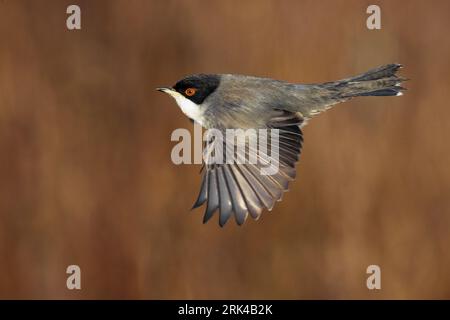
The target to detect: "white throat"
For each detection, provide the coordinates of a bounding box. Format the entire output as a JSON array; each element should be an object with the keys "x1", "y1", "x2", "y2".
[{"x1": 168, "y1": 91, "x2": 204, "y2": 125}]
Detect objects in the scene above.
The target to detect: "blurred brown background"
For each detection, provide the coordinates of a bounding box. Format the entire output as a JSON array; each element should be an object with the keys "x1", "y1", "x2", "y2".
[{"x1": 0, "y1": 0, "x2": 449, "y2": 299}]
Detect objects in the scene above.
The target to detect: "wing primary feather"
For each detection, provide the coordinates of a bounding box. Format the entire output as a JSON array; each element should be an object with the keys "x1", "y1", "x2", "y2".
[
  {"x1": 229, "y1": 165, "x2": 263, "y2": 219},
  {"x1": 192, "y1": 172, "x2": 208, "y2": 209},
  {"x1": 233, "y1": 146, "x2": 284, "y2": 192},
  {"x1": 223, "y1": 165, "x2": 249, "y2": 225},
  {"x1": 203, "y1": 168, "x2": 219, "y2": 224},
  {"x1": 241, "y1": 147, "x2": 294, "y2": 187},
  {"x1": 237, "y1": 165, "x2": 277, "y2": 210},
  {"x1": 244, "y1": 164, "x2": 283, "y2": 201},
  {"x1": 217, "y1": 166, "x2": 233, "y2": 227}
]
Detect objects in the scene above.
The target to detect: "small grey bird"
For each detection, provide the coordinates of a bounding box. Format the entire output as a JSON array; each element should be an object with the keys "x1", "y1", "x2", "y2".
[{"x1": 157, "y1": 64, "x2": 406, "y2": 226}]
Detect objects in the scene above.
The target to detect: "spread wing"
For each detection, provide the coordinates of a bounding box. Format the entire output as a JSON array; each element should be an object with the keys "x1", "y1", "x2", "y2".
[{"x1": 192, "y1": 110, "x2": 303, "y2": 226}]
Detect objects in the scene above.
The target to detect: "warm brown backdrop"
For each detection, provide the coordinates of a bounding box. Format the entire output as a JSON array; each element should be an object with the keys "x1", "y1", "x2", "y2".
[{"x1": 0, "y1": 0, "x2": 449, "y2": 299}]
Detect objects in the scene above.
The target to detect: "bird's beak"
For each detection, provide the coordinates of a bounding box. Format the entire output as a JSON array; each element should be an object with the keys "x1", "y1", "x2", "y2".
[{"x1": 156, "y1": 87, "x2": 174, "y2": 94}]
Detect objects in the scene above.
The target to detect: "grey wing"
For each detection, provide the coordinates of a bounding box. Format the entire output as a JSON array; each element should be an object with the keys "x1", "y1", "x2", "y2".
[{"x1": 192, "y1": 111, "x2": 304, "y2": 226}]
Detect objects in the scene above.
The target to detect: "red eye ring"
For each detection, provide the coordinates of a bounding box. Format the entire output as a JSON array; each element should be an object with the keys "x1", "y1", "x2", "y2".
[{"x1": 185, "y1": 88, "x2": 196, "y2": 96}]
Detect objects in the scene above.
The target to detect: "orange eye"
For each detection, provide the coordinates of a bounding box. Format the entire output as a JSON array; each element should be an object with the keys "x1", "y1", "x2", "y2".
[{"x1": 185, "y1": 88, "x2": 197, "y2": 96}]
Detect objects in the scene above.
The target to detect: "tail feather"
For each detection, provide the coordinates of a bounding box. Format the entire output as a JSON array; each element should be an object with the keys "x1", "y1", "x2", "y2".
[
  {"x1": 330, "y1": 63, "x2": 407, "y2": 98},
  {"x1": 300, "y1": 64, "x2": 406, "y2": 119},
  {"x1": 341, "y1": 63, "x2": 403, "y2": 82},
  {"x1": 357, "y1": 88, "x2": 404, "y2": 97}
]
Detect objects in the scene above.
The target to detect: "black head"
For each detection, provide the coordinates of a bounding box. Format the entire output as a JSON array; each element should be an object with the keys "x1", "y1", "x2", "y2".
[{"x1": 172, "y1": 74, "x2": 220, "y2": 104}]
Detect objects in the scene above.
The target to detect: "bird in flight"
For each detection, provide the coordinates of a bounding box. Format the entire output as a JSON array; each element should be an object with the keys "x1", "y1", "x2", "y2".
[{"x1": 157, "y1": 64, "x2": 406, "y2": 226}]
